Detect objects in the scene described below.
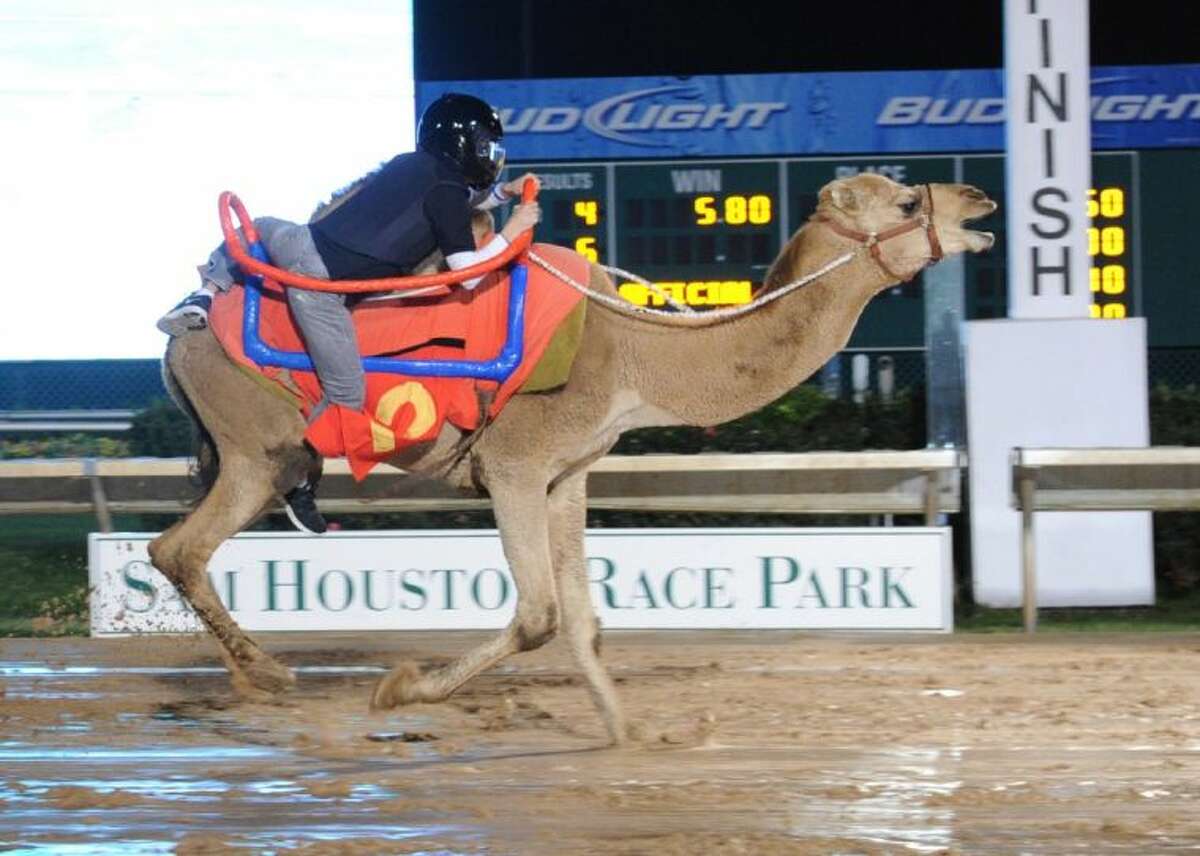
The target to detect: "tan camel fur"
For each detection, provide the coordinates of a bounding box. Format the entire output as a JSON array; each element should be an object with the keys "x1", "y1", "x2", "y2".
[{"x1": 149, "y1": 175, "x2": 996, "y2": 744}]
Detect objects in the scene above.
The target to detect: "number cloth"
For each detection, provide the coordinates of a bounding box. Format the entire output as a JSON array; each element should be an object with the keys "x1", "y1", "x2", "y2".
[{"x1": 206, "y1": 243, "x2": 588, "y2": 479}]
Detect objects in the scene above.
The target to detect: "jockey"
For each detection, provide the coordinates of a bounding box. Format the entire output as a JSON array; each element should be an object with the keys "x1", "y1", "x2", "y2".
[{"x1": 157, "y1": 93, "x2": 541, "y2": 534}]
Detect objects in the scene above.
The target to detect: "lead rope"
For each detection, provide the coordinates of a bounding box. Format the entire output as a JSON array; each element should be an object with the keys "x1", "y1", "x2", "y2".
[
  {"x1": 596, "y1": 263, "x2": 698, "y2": 314},
  {"x1": 527, "y1": 249, "x2": 858, "y2": 324}
]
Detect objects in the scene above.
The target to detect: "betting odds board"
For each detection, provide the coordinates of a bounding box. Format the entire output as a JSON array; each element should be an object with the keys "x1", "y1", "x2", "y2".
[{"x1": 501, "y1": 153, "x2": 1140, "y2": 348}]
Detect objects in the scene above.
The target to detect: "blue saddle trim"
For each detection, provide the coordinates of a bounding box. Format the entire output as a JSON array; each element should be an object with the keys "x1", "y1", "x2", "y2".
[{"x1": 239, "y1": 239, "x2": 526, "y2": 383}]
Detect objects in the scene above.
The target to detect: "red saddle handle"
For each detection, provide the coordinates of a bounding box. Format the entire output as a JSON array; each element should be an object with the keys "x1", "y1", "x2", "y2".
[{"x1": 217, "y1": 178, "x2": 539, "y2": 293}]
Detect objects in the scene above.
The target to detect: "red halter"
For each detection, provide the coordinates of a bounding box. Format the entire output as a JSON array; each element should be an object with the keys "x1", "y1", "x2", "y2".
[{"x1": 813, "y1": 184, "x2": 944, "y2": 282}]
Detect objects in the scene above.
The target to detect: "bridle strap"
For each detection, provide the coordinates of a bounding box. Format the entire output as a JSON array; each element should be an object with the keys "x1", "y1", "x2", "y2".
[{"x1": 814, "y1": 184, "x2": 944, "y2": 282}]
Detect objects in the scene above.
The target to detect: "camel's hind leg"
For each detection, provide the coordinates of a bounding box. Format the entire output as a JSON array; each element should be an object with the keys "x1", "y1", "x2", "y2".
[
  {"x1": 548, "y1": 469, "x2": 628, "y2": 745},
  {"x1": 148, "y1": 453, "x2": 295, "y2": 696},
  {"x1": 371, "y1": 478, "x2": 559, "y2": 708}
]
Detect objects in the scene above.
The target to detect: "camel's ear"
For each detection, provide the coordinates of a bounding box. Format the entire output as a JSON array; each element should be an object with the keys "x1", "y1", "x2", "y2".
[{"x1": 822, "y1": 180, "x2": 859, "y2": 213}]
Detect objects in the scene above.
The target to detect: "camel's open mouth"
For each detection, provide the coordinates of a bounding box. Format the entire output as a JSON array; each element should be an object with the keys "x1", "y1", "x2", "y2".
[
  {"x1": 961, "y1": 230, "x2": 996, "y2": 252},
  {"x1": 958, "y1": 198, "x2": 998, "y2": 251}
]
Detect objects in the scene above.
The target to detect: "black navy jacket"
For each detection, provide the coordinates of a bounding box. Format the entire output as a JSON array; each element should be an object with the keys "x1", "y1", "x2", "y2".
[{"x1": 309, "y1": 150, "x2": 477, "y2": 280}]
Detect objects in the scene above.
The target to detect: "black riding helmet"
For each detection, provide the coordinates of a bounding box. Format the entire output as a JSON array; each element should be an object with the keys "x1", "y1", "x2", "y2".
[{"x1": 418, "y1": 93, "x2": 505, "y2": 190}]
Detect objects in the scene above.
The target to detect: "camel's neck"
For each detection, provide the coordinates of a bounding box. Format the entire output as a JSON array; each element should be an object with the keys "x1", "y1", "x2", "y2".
[{"x1": 626, "y1": 226, "x2": 884, "y2": 427}]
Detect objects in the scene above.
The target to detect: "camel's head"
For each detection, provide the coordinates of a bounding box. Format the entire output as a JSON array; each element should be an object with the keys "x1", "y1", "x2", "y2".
[{"x1": 815, "y1": 174, "x2": 997, "y2": 285}]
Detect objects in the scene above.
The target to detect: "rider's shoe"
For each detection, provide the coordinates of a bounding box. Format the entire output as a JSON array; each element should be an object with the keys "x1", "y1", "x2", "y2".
[
  {"x1": 284, "y1": 481, "x2": 328, "y2": 534},
  {"x1": 156, "y1": 291, "x2": 213, "y2": 337}
]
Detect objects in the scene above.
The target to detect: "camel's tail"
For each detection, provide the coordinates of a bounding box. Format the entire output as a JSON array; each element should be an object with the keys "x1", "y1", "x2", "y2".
[{"x1": 161, "y1": 339, "x2": 220, "y2": 500}]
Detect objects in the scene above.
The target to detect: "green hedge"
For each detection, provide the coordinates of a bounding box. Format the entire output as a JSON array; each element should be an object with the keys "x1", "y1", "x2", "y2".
[
  {"x1": 126, "y1": 398, "x2": 196, "y2": 457},
  {"x1": 612, "y1": 384, "x2": 925, "y2": 455},
  {"x1": 0, "y1": 433, "x2": 129, "y2": 459}
]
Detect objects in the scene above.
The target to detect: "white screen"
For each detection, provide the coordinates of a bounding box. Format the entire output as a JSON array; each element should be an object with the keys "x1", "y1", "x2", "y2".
[{"x1": 0, "y1": 0, "x2": 415, "y2": 359}]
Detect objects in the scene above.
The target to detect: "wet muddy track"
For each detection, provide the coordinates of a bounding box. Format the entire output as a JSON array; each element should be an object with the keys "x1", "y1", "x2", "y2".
[{"x1": 3, "y1": 631, "x2": 1200, "y2": 854}]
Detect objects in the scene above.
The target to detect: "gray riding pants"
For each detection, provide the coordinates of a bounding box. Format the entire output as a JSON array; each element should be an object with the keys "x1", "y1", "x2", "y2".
[{"x1": 200, "y1": 217, "x2": 365, "y2": 410}]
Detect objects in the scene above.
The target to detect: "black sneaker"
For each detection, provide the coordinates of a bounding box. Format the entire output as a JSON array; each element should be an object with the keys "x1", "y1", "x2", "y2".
[
  {"x1": 157, "y1": 291, "x2": 213, "y2": 336},
  {"x1": 284, "y1": 481, "x2": 328, "y2": 534}
]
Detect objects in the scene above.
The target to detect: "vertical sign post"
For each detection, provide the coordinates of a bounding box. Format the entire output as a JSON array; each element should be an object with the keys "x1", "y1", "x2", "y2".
[
  {"x1": 966, "y1": 0, "x2": 1153, "y2": 621},
  {"x1": 1004, "y1": 0, "x2": 1092, "y2": 319}
]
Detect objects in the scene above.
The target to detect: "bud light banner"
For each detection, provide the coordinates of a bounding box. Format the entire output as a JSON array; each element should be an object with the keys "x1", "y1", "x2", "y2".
[
  {"x1": 88, "y1": 528, "x2": 953, "y2": 635},
  {"x1": 417, "y1": 64, "x2": 1200, "y2": 159}
]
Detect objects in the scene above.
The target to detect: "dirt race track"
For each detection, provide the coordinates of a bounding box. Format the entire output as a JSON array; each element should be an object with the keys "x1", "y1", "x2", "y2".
[{"x1": 2, "y1": 631, "x2": 1200, "y2": 855}]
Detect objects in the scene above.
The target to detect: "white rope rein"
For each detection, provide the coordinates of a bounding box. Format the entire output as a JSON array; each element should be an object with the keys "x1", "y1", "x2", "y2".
[
  {"x1": 526, "y1": 249, "x2": 858, "y2": 324},
  {"x1": 594, "y1": 262, "x2": 698, "y2": 314}
]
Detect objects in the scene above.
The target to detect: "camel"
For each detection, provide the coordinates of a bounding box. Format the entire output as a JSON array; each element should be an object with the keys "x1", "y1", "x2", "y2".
[{"x1": 149, "y1": 173, "x2": 996, "y2": 745}]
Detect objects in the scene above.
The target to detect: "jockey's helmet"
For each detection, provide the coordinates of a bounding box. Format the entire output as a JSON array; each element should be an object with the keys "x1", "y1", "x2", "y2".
[{"x1": 418, "y1": 93, "x2": 505, "y2": 190}]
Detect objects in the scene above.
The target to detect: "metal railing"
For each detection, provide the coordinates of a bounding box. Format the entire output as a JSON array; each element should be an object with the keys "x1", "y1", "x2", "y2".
[
  {"x1": 1011, "y1": 446, "x2": 1200, "y2": 632},
  {"x1": 0, "y1": 410, "x2": 135, "y2": 433},
  {"x1": 0, "y1": 450, "x2": 965, "y2": 532}
]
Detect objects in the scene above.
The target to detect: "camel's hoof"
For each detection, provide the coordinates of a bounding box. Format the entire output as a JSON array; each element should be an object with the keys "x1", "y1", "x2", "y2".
[
  {"x1": 369, "y1": 661, "x2": 424, "y2": 711},
  {"x1": 613, "y1": 720, "x2": 643, "y2": 747},
  {"x1": 240, "y1": 656, "x2": 296, "y2": 696}
]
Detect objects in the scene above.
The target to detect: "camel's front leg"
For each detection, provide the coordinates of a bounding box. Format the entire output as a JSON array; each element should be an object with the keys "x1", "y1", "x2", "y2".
[
  {"x1": 371, "y1": 481, "x2": 559, "y2": 708},
  {"x1": 548, "y1": 469, "x2": 628, "y2": 745},
  {"x1": 148, "y1": 453, "x2": 295, "y2": 697}
]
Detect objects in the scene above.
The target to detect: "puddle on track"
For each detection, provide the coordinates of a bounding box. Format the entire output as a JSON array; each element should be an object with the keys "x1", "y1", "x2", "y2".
[
  {"x1": 0, "y1": 736, "x2": 474, "y2": 854},
  {"x1": 2, "y1": 632, "x2": 1200, "y2": 853}
]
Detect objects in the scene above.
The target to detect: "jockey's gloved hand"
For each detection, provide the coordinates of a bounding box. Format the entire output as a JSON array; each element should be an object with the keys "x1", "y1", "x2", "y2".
[
  {"x1": 500, "y1": 203, "x2": 540, "y2": 242},
  {"x1": 501, "y1": 173, "x2": 540, "y2": 198}
]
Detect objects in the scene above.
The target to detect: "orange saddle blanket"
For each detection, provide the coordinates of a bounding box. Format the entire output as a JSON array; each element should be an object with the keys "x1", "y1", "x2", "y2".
[{"x1": 207, "y1": 243, "x2": 588, "y2": 479}]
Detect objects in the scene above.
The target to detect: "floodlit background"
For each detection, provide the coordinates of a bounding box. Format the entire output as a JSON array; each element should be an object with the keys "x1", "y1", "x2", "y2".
[{"x1": 0, "y1": 0, "x2": 415, "y2": 359}]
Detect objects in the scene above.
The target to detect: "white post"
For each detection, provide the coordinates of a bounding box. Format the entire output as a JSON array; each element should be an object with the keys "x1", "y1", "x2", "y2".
[
  {"x1": 851, "y1": 353, "x2": 869, "y2": 404},
  {"x1": 1004, "y1": 0, "x2": 1093, "y2": 319}
]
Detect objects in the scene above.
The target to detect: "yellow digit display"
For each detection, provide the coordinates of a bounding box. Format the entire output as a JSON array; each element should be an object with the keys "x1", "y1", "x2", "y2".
[
  {"x1": 694, "y1": 196, "x2": 717, "y2": 225},
  {"x1": 1090, "y1": 303, "x2": 1127, "y2": 319},
  {"x1": 1087, "y1": 226, "x2": 1126, "y2": 257},
  {"x1": 1087, "y1": 187, "x2": 1126, "y2": 219},
  {"x1": 1101, "y1": 226, "x2": 1125, "y2": 257},
  {"x1": 573, "y1": 200, "x2": 599, "y2": 226},
  {"x1": 749, "y1": 194, "x2": 772, "y2": 224},
  {"x1": 1090, "y1": 265, "x2": 1127, "y2": 294},
  {"x1": 618, "y1": 280, "x2": 753, "y2": 307},
  {"x1": 1087, "y1": 184, "x2": 1129, "y2": 321},
  {"x1": 725, "y1": 195, "x2": 747, "y2": 225},
  {"x1": 1102, "y1": 265, "x2": 1125, "y2": 295},
  {"x1": 574, "y1": 236, "x2": 598, "y2": 262},
  {"x1": 1100, "y1": 188, "x2": 1124, "y2": 218},
  {"x1": 694, "y1": 194, "x2": 773, "y2": 227}
]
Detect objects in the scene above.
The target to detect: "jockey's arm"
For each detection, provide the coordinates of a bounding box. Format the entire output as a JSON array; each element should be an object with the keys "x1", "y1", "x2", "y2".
[
  {"x1": 469, "y1": 182, "x2": 511, "y2": 212},
  {"x1": 446, "y1": 175, "x2": 541, "y2": 289},
  {"x1": 445, "y1": 235, "x2": 509, "y2": 290},
  {"x1": 469, "y1": 172, "x2": 541, "y2": 212}
]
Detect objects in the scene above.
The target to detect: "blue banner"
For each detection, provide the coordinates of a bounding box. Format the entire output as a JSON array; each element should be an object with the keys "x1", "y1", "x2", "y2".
[{"x1": 417, "y1": 65, "x2": 1200, "y2": 160}]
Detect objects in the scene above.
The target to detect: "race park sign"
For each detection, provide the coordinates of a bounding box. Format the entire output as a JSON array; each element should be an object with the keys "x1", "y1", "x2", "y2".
[{"x1": 88, "y1": 528, "x2": 953, "y2": 635}]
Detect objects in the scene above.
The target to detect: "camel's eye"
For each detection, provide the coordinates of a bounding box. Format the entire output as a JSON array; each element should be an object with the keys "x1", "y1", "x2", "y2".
[{"x1": 899, "y1": 197, "x2": 920, "y2": 217}]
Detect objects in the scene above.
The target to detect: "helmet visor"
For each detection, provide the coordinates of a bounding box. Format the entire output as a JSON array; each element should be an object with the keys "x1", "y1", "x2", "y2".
[{"x1": 476, "y1": 139, "x2": 506, "y2": 175}]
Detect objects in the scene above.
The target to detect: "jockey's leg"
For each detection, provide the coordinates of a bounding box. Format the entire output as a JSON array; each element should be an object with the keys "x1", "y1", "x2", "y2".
[
  {"x1": 252, "y1": 219, "x2": 362, "y2": 530},
  {"x1": 260, "y1": 218, "x2": 368, "y2": 412},
  {"x1": 158, "y1": 217, "x2": 267, "y2": 336},
  {"x1": 285, "y1": 288, "x2": 366, "y2": 410}
]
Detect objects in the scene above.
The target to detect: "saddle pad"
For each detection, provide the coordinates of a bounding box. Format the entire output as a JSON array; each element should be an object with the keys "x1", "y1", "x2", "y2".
[{"x1": 207, "y1": 243, "x2": 589, "y2": 478}]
